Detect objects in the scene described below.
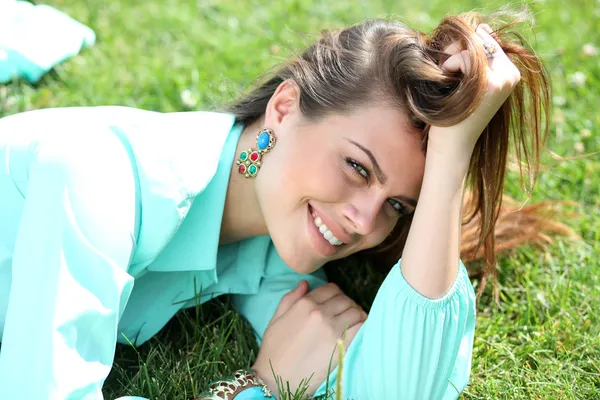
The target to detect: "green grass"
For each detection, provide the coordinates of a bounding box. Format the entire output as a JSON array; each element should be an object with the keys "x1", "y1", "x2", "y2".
[{"x1": 2, "y1": 0, "x2": 599, "y2": 399}]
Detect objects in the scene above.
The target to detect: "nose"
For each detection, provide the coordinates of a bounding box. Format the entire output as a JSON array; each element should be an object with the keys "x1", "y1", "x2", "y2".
[{"x1": 342, "y1": 195, "x2": 381, "y2": 236}]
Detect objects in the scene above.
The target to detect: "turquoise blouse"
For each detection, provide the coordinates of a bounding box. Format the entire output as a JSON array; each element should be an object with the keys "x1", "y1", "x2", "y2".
[{"x1": 0, "y1": 106, "x2": 476, "y2": 400}]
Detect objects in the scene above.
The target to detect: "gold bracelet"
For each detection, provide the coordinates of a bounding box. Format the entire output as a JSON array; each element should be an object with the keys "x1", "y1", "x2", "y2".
[{"x1": 196, "y1": 369, "x2": 273, "y2": 400}]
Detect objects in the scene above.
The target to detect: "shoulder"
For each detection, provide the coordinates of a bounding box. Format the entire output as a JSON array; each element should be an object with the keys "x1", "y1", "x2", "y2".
[
  {"x1": 1, "y1": 106, "x2": 237, "y2": 264},
  {"x1": 110, "y1": 109, "x2": 236, "y2": 263},
  {"x1": 115, "y1": 110, "x2": 235, "y2": 195},
  {"x1": 0, "y1": 106, "x2": 236, "y2": 195}
]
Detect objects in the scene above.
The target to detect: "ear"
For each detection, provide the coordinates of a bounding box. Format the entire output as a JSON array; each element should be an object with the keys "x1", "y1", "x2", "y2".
[{"x1": 264, "y1": 79, "x2": 300, "y2": 129}]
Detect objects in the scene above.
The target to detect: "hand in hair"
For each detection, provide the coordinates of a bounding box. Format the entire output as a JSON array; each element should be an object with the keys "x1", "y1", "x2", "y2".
[
  {"x1": 401, "y1": 23, "x2": 522, "y2": 299},
  {"x1": 432, "y1": 24, "x2": 521, "y2": 151},
  {"x1": 230, "y1": 10, "x2": 551, "y2": 296}
]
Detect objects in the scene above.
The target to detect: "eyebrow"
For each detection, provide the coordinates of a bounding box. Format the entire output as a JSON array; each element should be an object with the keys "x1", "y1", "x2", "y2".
[{"x1": 346, "y1": 138, "x2": 418, "y2": 208}]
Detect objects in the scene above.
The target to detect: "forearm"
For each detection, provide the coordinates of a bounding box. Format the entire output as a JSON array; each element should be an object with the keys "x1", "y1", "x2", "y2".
[
  {"x1": 401, "y1": 135, "x2": 475, "y2": 299},
  {"x1": 0, "y1": 133, "x2": 137, "y2": 398}
]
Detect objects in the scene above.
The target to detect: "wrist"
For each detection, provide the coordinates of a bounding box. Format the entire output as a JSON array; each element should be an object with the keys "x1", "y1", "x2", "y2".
[
  {"x1": 197, "y1": 369, "x2": 274, "y2": 400},
  {"x1": 251, "y1": 364, "x2": 278, "y2": 397},
  {"x1": 235, "y1": 386, "x2": 273, "y2": 400},
  {"x1": 425, "y1": 132, "x2": 474, "y2": 183},
  {"x1": 427, "y1": 127, "x2": 477, "y2": 160}
]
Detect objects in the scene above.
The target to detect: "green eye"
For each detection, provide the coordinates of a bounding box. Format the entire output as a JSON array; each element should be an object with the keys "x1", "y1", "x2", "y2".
[
  {"x1": 347, "y1": 158, "x2": 369, "y2": 179},
  {"x1": 388, "y1": 199, "x2": 407, "y2": 215}
]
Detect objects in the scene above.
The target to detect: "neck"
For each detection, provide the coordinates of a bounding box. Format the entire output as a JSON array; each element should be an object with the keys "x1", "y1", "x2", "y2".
[{"x1": 220, "y1": 116, "x2": 269, "y2": 245}]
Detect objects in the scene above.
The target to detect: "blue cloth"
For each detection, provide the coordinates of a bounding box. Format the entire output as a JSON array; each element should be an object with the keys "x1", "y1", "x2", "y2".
[
  {"x1": 312, "y1": 261, "x2": 476, "y2": 400},
  {"x1": 0, "y1": 1, "x2": 95, "y2": 84},
  {"x1": 235, "y1": 386, "x2": 272, "y2": 400},
  {"x1": 0, "y1": 106, "x2": 476, "y2": 399}
]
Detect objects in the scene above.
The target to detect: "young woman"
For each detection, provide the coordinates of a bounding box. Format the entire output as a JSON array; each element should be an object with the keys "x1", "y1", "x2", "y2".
[{"x1": 0, "y1": 10, "x2": 549, "y2": 400}]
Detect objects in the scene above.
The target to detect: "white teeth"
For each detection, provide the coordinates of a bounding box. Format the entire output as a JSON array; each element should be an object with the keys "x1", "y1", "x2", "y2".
[{"x1": 312, "y1": 215, "x2": 344, "y2": 246}]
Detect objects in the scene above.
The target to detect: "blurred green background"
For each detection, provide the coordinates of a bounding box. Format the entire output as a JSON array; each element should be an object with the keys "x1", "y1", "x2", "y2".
[{"x1": 2, "y1": 0, "x2": 599, "y2": 399}]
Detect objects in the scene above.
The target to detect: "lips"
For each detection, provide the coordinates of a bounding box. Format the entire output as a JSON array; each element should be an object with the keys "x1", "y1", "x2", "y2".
[
  {"x1": 312, "y1": 215, "x2": 344, "y2": 246},
  {"x1": 310, "y1": 204, "x2": 352, "y2": 244},
  {"x1": 307, "y1": 203, "x2": 353, "y2": 256}
]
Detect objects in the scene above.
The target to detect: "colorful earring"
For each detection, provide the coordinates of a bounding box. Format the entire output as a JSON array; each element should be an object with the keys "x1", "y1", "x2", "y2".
[{"x1": 236, "y1": 128, "x2": 276, "y2": 178}]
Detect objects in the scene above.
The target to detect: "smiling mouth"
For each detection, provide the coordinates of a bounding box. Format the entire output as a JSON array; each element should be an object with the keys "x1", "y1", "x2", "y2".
[{"x1": 308, "y1": 206, "x2": 346, "y2": 247}]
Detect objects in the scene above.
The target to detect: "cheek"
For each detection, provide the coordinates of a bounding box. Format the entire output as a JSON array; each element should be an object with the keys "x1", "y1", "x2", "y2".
[
  {"x1": 283, "y1": 150, "x2": 350, "y2": 203},
  {"x1": 363, "y1": 214, "x2": 398, "y2": 249},
  {"x1": 311, "y1": 163, "x2": 349, "y2": 199}
]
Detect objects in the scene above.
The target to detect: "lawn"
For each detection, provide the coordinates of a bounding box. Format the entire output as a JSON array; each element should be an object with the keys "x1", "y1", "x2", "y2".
[{"x1": 1, "y1": 0, "x2": 599, "y2": 399}]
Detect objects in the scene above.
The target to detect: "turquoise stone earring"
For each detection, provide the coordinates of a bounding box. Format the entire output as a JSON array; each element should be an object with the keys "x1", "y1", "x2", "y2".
[{"x1": 236, "y1": 128, "x2": 276, "y2": 178}]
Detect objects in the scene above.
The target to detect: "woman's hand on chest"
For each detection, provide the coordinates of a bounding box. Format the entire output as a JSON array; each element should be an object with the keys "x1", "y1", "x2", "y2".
[{"x1": 252, "y1": 281, "x2": 366, "y2": 397}]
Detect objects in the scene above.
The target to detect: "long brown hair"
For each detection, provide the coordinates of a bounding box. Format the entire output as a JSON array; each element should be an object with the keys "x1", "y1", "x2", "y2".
[{"x1": 227, "y1": 10, "x2": 560, "y2": 296}]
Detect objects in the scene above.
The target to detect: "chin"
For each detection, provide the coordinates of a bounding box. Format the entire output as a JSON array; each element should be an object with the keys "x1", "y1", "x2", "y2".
[
  {"x1": 282, "y1": 251, "x2": 322, "y2": 275},
  {"x1": 270, "y1": 235, "x2": 323, "y2": 275},
  {"x1": 289, "y1": 263, "x2": 319, "y2": 275}
]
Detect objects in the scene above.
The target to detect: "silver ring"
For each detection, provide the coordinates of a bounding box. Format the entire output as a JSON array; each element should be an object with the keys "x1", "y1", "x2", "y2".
[{"x1": 483, "y1": 42, "x2": 498, "y2": 59}]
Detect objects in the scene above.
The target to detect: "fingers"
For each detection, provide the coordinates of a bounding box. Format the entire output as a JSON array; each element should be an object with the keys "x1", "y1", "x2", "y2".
[
  {"x1": 443, "y1": 41, "x2": 462, "y2": 55},
  {"x1": 328, "y1": 322, "x2": 364, "y2": 369},
  {"x1": 441, "y1": 26, "x2": 485, "y2": 72},
  {"x1": 478, "y1": 23, "x2": 494, "y2": 35},
  {"x1": 305, "y1": 282, "x2": 343, "y2": 304},
  {"x1": 271, "y1": 280, "x2": 310, "y2": 321},
  {"x1": 476, "y1": 24, "x2": 521, "y2": 84},
  {"x1": 441, "y1": 23, "x2": 512, "y2": 76},
  {"x1": 476, "y1": 24, "x2": 504, "y2": 62},
  {"x1": 441, "y1": 49, "x2": 472, "y2": 74},
  {"x1": 294, "y1": 282, "x2": 366, "y2": 343},
  {"x1": 341, "y1": 322, "x2": 363, "y2": 350},
  {"x1": 320, "y1": 293, "x2": 366, "y2": 317},
  {"x1": 440, "y1": 40, "x2": 462, "y2": 66},
  {"x1": 334, "y1": 306, "x2": 367, "y2": 333}
]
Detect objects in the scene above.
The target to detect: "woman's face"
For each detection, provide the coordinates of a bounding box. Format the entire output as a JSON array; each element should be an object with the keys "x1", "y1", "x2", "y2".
[{"x1": 256, "y1": 82, "x2": 426, "y2": 274}]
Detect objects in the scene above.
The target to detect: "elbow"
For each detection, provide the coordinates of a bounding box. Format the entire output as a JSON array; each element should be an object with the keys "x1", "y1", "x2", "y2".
[
  {"x1": 419, "y1": 283, "x2": 455, "y2": 300},
  {"x1": 401, "y1": 265, "x2": 458, "y2": 300}
]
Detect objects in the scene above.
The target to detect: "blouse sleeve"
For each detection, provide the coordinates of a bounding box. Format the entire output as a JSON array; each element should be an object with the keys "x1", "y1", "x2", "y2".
[
  {"x1": 314, "y1": 259, "x2": 476, "y2": 400},
  {"x1": 0, "y1": 124, "x2": 139, "y2": 399}
]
